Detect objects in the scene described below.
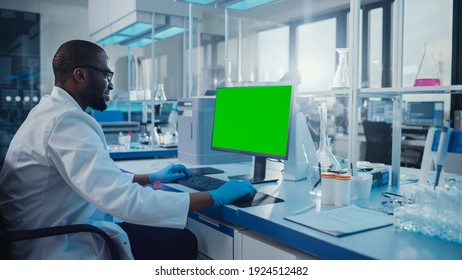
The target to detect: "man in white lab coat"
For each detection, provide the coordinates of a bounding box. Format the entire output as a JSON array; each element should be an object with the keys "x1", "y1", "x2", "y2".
[{"x1": 0, "y1": 40, "x2": 256, "y2": 259}]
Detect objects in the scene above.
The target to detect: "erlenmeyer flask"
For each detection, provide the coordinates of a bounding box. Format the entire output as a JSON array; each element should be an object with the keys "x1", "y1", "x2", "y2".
[
  {"x1": 332, "y1": 48, "x2": 350, "y2": 89},
  {"x1": 315, "y1": 102, "x2": 341, "y2": 172},
  {"x1": 413, "y1": 42, "x2": 441, "y2": 86},
  {"x1": 154, "y1": 83, "x2": 167, "y2": 101}
]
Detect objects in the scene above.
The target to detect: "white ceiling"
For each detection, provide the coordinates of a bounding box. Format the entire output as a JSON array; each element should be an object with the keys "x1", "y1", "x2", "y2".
[{"x1": 207, "y1": 0, "x2": 382, "y2": 24}]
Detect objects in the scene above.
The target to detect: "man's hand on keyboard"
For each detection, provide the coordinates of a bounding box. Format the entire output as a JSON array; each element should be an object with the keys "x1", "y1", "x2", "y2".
[
  {"x1": 208, "y1": 179, "x2": 257, "y2": 207},
  {"x1": 149, "y1": 164, "x2": 192, "y2": 183}
]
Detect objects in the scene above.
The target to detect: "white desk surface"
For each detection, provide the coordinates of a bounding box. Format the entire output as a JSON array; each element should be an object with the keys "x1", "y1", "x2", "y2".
[{"x1": 116, "y1": 158, "x2": 462, "y2": 260}]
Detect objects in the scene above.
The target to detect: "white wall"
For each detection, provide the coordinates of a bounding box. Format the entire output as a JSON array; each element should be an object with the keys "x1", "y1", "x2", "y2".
[
  {"x1": 148, "y1": 36, "x2": 184, "y2": 99},
  {"x1": 0, "y1": 0, "x2": 161, "y2": 99}
]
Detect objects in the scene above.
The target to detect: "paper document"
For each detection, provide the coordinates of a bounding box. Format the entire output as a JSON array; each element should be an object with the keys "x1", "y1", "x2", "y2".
[{"x1": 284, "y1": 204, "x2": 393, "y2": 237}]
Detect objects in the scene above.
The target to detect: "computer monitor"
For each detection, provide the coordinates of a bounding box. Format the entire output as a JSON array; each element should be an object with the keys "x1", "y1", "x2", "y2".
[
  {"x1": 366, "y1": 99, "x2": 394, "y2": 124},
  {"x1": 406, "y1": 101, "x2": 444, "y2": 127},
  {"x1": 212, "y1": 85, "x2": 293, "y2": 184}
]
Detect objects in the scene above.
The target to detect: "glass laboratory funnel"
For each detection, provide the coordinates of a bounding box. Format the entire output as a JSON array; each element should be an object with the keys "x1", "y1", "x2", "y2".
[
  {"x1": 315, "y1": 102, "x2": 341, "y2": 172},
  {"x1": 332, "y1": 48, "x2": 350, "y2": 89},
  {"x1": 413, "y1": 42, "x2": 441, "y2": 86}
]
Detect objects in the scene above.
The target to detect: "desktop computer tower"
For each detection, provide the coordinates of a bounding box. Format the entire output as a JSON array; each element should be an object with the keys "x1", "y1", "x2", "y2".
[{"x1": 177, "y1": 96, "x2": 251, "y2": 165}]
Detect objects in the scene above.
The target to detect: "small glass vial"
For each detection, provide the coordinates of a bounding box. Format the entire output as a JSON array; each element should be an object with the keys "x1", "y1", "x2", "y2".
[
  {"x1": 320, "y1": 172, "x2": 336, "y2": 205},
  {"x1": 334, "y1": 173, "x2": 351, "y2": 207}
]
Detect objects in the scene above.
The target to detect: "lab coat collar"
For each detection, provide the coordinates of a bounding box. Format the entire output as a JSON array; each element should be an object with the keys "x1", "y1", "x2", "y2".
[{"x1": 51, "y1": 86, "x2": 83, "y2": 111}]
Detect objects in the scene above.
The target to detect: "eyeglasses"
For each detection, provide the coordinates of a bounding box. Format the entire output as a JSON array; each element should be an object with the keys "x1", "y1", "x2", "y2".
[{"x1": 75, "y1": 65, "x2": 114, "y2": 83}]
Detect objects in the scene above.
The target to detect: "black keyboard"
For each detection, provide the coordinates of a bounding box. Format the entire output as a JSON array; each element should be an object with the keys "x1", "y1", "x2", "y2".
[
  {"x1": 177, "y1": 174, "x2": 227, "y2": 191},
  {"x1": 177, "y1": 174, "x2": 285, "y2": 208}
]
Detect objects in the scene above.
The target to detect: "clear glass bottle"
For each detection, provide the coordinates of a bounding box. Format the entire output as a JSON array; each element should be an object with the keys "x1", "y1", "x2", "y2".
[
  {"x1": 152, "y1": 83, "x2": 166, "y2": 147},
  {"x1": 332, "y1": 48, "x2": 350, "y2": 89},
  {"x1": 413, "y1": 42, "x2": 441, "y2": 86},
  {"x1": 315, "y1": 102, "x2": 341, "y2": 172},
  {"x1": 150, "y1": 125, "x2": 160, "y2": 146}
]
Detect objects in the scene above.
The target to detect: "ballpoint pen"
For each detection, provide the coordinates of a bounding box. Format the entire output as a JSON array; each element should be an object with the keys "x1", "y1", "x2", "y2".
[
  {"x1": 310, "y1": 162, "x2": 322, "y2": 193},
  {"x1": 311, "y1": 178, "x2": 321, "y2": 192},
  {"x1": 350, "y1": 162, "x2": 355, "y2": 177}
]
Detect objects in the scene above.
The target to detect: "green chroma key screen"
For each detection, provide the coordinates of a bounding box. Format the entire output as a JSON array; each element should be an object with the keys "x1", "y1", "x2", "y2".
[{"x1": 212, "y1": 85, "x2": 292, "y2": 159}]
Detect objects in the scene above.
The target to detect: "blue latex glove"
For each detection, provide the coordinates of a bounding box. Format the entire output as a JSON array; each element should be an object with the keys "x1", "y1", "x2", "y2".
[
  {"x1": 208, "y1": 179, "x2": 257, "y2": 207},
  {"x1": 149, "y1": 164, "x2": 191, "y2": 183}
]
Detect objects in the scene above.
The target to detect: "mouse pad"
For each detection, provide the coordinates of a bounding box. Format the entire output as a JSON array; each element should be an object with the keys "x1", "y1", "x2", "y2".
[{"x1": 232, "y1": 192, "x2": 284, "y2": 208}]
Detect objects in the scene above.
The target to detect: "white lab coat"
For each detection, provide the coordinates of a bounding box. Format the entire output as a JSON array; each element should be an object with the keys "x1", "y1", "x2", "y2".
[{"x1": 0, "y1": 86, "x2": 190, "y2": 259}]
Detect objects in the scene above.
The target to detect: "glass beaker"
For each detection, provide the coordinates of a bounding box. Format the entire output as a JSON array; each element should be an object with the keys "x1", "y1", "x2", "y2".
[
  {"x1": 332, "y1": 48, "x2": 350, "y2": 89},
  {"x1": 315, "y1": 102, "x2": 341, "y2": 172},
  {"x1": 413, "y1": 42, "x2": 441, "y2": 86}
]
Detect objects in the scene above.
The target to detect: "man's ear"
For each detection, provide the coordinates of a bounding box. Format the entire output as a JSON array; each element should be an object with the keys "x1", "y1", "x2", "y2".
[{"x1": 73, "y1": 68, "x2": 85, "y2": 82}]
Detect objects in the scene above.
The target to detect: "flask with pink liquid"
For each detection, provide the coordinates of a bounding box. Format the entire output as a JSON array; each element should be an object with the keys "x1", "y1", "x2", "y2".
[{"x1": 413, "y1": 42, "x2": 441, "y2": 87}]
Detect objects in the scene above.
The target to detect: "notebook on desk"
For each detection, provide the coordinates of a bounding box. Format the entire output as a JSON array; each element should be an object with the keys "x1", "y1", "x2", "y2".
[{"x1": 284, "y1": 204, "x2": 393, "y2": 237}]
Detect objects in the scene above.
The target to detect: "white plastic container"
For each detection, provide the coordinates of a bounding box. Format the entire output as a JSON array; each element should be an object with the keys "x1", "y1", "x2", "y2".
[
  {"x1": 350, "y1": 173, "x2": 373, "y2": 200},
  {"x1": 320, "y1": 172, "x2": 335, "y2": 205},
  {"x1": 334, "y1": 173, "x2": 351, "y2": 207},
  {"x1": 118, "y1": 132, "x2": 131, "y2": 148}
]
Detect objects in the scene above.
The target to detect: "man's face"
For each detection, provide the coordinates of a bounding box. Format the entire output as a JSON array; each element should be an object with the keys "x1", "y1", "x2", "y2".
[{"x1": 82, "y1": 52, "x2": 113, "y2": 111}]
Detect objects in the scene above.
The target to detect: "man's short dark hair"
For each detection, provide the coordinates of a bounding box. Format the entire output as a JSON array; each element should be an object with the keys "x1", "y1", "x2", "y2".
[{"x1": 52, "y1": 40, "x2": 106, "y2": 84}]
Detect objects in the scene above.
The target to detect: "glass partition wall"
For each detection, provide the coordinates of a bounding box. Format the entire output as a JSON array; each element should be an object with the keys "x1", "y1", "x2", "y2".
[
  {"x1": 0, "y1": 0, "x2": 457, "y2": 177},
  {"x1": 187, "y1": 0, "x2": 456, "y2": 186},
  {"x1": 0, "y1": 8, "x2": 40, "y2": 169},
  {"x1": 90, "y1": 0, "x2": 457, "y2": 183}
]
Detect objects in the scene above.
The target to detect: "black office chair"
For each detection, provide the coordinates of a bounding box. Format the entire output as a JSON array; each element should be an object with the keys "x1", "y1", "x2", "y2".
[
  {"x1": 0, "y1": 212, "x2": 120, "y2": 260},
  {"x1": 401, "y1": 147, "x2": 424, "y2": 168},
  {"x1": 362, "y1": 120, "x2": 392, "y2": 165}
]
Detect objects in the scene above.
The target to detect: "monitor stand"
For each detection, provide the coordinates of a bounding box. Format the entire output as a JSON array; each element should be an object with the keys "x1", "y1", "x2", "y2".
[{"x1": 228, "y1": 156, "x2": 279, "y2": 184}]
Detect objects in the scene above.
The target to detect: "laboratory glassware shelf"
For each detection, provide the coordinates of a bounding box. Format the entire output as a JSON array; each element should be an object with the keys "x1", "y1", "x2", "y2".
[
  {"x1": 295, "y1": 85, "x2": 462, "y2": 99},
  {"x1": 358, "y1": 85, "x2": 462, "y2": 97},
  {"x1": 295, "y1": 90, "x2": 349, "y2": 98}
]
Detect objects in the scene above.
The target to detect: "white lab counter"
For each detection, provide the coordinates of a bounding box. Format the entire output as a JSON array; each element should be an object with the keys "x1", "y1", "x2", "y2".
[{"x1": 116, "y1": 158, "x2": 462, "y2": 260}]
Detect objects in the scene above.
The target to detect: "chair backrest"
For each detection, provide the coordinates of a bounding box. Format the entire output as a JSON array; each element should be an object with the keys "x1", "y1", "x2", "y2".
[
  {"x1": 362, "y1": 120, "x2": 392, "y2": 164},
  {"x1": 0, "y1": 210, "x2": 120, "y2": 260},
  {"x1": 0, "y1": 212, "x2": 12, "y2": 259}
]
